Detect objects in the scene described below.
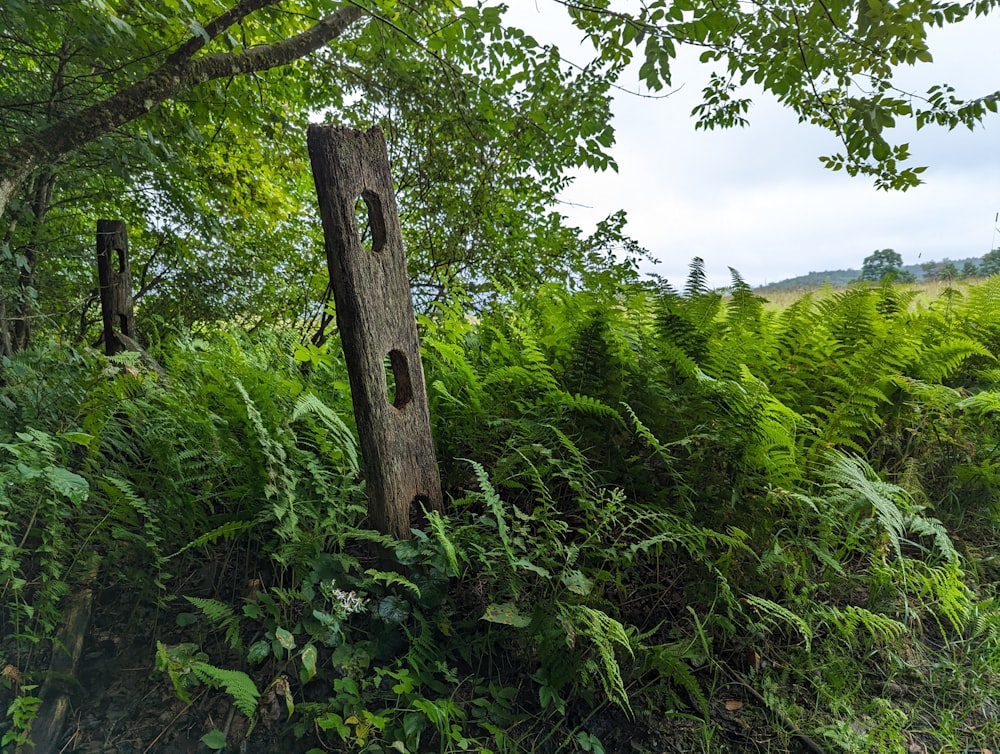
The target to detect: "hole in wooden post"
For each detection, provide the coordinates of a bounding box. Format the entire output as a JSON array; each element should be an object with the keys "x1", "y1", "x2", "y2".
[
  {"x1": 355, "y1": 191, "x2": 386, "y2": 253},
  {"x1": 385, "y1": 349, "x2": 413, "y2": 409},
  {"x1": 411, "y1": 494, "x2": 430, "y2": 524},
  {"x1": 116, "y1": 247, "x2": 126, "y2": 273}
]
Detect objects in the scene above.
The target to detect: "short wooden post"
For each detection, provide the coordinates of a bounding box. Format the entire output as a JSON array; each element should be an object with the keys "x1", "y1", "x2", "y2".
[
  {"x1": 96, "y1": 220, "x2": 135, "y2": 356},
  {"x1": 307, "y1": 125, "x2": 443, "y2": 539}
]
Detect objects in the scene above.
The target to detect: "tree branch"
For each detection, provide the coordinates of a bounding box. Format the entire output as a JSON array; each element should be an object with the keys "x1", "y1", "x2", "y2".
[{"x1": 0, "y1": 3, "x2": 366, "y2": 219}]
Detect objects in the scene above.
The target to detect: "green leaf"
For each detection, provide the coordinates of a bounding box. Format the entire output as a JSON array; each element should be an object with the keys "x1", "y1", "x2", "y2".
[
  {"x1": 247, "y1": 640, "x2": 271, "y2": 664},
  {"x1": 561, "y1": 570, "x2": 594, "y2": 596},
  {"x1": 44, "y1": 466, "x2": 88, "y2": 504},
  {"x1": 200, "y1": 729, "x2": 227, "y2": 750},
  {"x1": 403, "y1": 711, "x2": 426, "y2": 743},
  {"x1": 317, "y1": 712, "x2": 350, "y2": 737},
  {"x1": 514, "y1": 558, "x2": 551, "y2": 579},
  {"x1": 275, "y1": 627, "x2": 296, "y2": 650},
  {"x1": 483, "y1": 602, "x2": 531, "y2": 628},
  {"x1": 59, "y1": 431, "x2": 95, "y2": 448},
  {"x1": 377, "y1": 596, "x2": 410, "y2": 625},
  {"x1": 300, "y1": 643, "x2": 317, "y2": 680}
]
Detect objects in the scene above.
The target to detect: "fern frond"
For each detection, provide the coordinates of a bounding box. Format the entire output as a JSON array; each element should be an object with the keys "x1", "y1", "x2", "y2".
[
  {"x1": 463, "y1": 459, "x2": 513, "y2": 560},
  {"x1": 164, "y1": 519, "x2": 260, "y2": 560},
  {"x1": 543, "y1": 390, "x2": 621, "y2": 421},
  {"x1": 823, "y1": 453, "x2": 908, "y2": 559},
  {"x1": 621, "y1": 402, "x2": 674, "y2": 465},
  {"x1": 558, "y1": 603, "x2": 634, "y2": 713},
  {"x1": 425, "y1": 510, "x2": 461, "y2": 576},
  {"x1": 191, "y1": 662, "x2": 260, "y2": 718},
  {"x1": 907, "y1": 560, "x2": 972, "y2": 633},
  {"x1": 743, "y1": 594, "x2": 812, "y2": 651},
  {"x1": 291, "y1": 392, "x2": 359, "y2": 473},
  {"x1": 362, "y1": 568, "x2": 421, "y2": 598},
  {"x1": 185, "y1": 596, "x2": 235, "y2": 625},
  {"x1": 914, "y1": 338, "x2": 993, "y2": 382},
  {"x1": 820, "y1": 605, "x2": 906, "y2": 646},
  {"x1": 967, "y1": 598, "x2": 1000, "y2": 644},
  {"x1": 640, "y1": 641, "x2": 710, "y2": 718},
  {"x1": 684, "y1": 257, "x2": 710, "y2": 298},
  {"x1": 185, "y1": 596, "x2": 243, "y2": 651}
]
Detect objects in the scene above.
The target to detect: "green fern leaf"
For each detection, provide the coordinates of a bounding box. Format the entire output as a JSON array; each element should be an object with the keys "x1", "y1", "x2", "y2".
[
  {"x1": 191, "y1": 662, "x2": 260, "y2": 718},
  {"x1": 743, "y1": 594, "x2": 812, "y2": 651}
]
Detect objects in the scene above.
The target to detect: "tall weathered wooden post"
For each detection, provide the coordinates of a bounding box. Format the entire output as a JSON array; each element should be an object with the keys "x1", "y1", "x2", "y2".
[
  {"x1": 307, "y1": 125, "x2": 443, "y2": 539},
  {"x1": 96, "y1": 220, "x2": 135, "y2": 356}
]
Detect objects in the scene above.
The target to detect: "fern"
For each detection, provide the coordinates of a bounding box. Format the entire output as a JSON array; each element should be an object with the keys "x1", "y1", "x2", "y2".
[
  {"x1": 425, "y1": 510, "x2": 461, "y2": 576},
  {"x1": 557, "y1": 603, "x2": 634, "y2": 713},
  {"x1": 169, "y1": 519, "x2": 262, "y2": 558},
  {"x1": 234, "y1": 378, "x2": 299, "y2": 538},
  {"x1": 967, "y1": 598, "x2": 1000, "y2": 645},
  {"x1": 185, "y1": 596, "x2": 243, "y2": 652},
  {"x1": 102, "y1": 475, "x2": 164, "y2": 559},
  {"x1": 819, "y1": 605, "x2": 906, "y2": 646},
  {"x1": 639, "y1": 642, "x2": 710, "y2": 718},
  {"x1": 191, "y1": 662, "x2": 260, "y2": 719},
  {"x1": 464, "y1": 459, "x2": 513, "y2": 560},
  {"x1": 743, "y1": 594, "x2": 813, "y2": 651},
  {"x1": 621, "y1": 401, "x2": 674, "y2": 464},
  {"x1": 684, "y1": 257, "x2": 710, "y2": 298},
  {"x1": 542, "y1": 390, "x2": 621, "y2": 422},
  {"x1": 824, "y1": 452, "x2": 959, "y2": 565},
  {"x1": 907, "y1": 560, "x2": 972, "y2": 633},
  {"x1": 914, "y1": 338, "x2": 992, "y2": 382},
  {"x1": 291, "y1": 391, "x2": 359, "y2": 474},
  {"x1": 362, "y1": 568, "x2": 422, "y2": 598},
  {"x1": 824, "y1": 453, "x2": 910, "y2": 560}
]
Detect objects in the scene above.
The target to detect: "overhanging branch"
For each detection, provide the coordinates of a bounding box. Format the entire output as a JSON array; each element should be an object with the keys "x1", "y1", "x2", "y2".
[{"x1": 0, "y1": 3, "x2": 366, "y2": 219}]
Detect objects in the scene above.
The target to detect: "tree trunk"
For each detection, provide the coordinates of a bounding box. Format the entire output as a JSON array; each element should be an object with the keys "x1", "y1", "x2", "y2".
[
  {"x1": 307, "y1": 125, "x2": 443, "y2": 540},
  {"x1": 12, "y1": 171, "x2": 55, "y2": 352}
]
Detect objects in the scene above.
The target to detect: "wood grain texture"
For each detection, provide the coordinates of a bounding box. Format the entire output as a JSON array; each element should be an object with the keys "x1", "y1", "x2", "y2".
[
  {"x1": 96, "y1": 219, "x2": 135, "y2": 356},
  {"x1": 307, "y1": 125, "x2": 442, "y2": 539}
]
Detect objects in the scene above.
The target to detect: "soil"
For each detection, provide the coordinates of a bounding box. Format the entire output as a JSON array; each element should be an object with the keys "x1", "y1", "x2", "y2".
[{"x1": 7, "y1": 581, "x2": 289, "y2": 754}]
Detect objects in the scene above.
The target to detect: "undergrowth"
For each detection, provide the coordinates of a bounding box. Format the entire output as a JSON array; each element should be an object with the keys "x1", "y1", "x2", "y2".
[{"x1": 3, "y1": 267, "x2": 1000, "y2": 751}]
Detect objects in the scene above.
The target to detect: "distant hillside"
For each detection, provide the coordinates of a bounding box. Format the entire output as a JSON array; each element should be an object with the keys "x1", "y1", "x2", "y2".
[{"x1": 756, "y1": 256, "x2": 985, "y2": 293}]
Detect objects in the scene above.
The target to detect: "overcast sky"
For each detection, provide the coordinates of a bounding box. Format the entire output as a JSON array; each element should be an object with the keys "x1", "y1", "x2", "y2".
[{"x1": 506, "y1": 3, "x2": 1000, "y2": 289}]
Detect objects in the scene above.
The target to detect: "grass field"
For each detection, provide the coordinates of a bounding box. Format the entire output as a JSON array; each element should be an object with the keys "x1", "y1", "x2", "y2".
[{"x1": 756, "y1": 276, "x2": 993, "y2": 310}]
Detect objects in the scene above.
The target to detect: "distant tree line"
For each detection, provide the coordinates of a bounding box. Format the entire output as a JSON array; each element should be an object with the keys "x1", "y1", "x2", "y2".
[
  {"x1": 758, "y1": 248, "x2": 1000, "y2": 292},
  {"x1": 859, "y1": 248, "x2": 1000, "y2": 283}
]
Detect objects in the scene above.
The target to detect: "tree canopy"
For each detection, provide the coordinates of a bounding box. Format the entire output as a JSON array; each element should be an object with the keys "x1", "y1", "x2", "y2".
[
  {"x1": 860, "y1": 248, "x2": 914, "y2": 281},
  {"x1": 1, "y1": 0, "x2": 997, "y2": 350}
]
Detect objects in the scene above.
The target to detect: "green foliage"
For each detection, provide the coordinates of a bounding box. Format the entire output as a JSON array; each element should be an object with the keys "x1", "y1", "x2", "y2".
[
  {"x1": 156, "y1": 641, "x2": 260, "y2": 719},
  {"x1": 1, "y1": 684, "x2": 40, "y2": 749},
  {"x1": 860, "y1": 248, "x2": 910, "y2": 281},
  {"x1": 8, "y1": 271, "x2": 1000, "y2": 751},
  {"x1": 981, "y1": 248, "x2": 1000, "y2": 276},
  {"x1": 1, "y1": 0, "x2": 995, "y2": 350}
]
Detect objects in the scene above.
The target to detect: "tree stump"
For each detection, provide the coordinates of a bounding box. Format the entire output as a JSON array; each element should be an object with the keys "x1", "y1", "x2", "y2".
[
  {"x1": 96, "y1": 220, "x2": 135, "y2": 356},
  {"x1": 307, "y1": 125, "x2": 443, "y2": 539}
]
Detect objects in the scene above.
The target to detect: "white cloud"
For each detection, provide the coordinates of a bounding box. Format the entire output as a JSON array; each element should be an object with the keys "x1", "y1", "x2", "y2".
[{"x1": 505, "y1": 2, "x2": 1000, "y2": 288}]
